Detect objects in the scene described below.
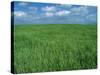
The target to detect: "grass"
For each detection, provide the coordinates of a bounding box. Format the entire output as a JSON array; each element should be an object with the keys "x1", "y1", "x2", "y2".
[{"x1": 13, "y1": 24, "x2": 97, "y2": 73}]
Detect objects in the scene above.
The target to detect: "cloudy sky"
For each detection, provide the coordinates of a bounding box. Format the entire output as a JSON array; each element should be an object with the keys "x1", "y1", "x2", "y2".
[{"x1": 11, "y1": 1, "x2": 97, "y2": 25}]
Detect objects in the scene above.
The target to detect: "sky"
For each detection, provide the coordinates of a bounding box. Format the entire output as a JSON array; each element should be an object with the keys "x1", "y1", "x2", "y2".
[{"x1": 11, "y1": 1, "x2": 97, "y2": 25}]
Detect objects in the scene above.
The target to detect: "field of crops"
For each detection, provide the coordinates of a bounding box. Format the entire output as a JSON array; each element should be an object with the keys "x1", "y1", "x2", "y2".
[{"x1": 13, "y1": 24, "x2": 97, "y2": 73}]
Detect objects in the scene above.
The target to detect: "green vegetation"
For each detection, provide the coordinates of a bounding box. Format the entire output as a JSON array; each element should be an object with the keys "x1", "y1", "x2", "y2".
[{"x1": 13, "y1": 24, "x2": 97, "y2": 73}]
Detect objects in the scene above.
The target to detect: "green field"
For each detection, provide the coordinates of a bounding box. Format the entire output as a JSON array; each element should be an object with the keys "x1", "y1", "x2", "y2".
[{"x1": 13, "y1": 24, "x2": 97, "y2": 73}]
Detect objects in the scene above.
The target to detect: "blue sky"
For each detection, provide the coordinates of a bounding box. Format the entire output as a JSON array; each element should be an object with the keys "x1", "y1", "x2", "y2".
[{"x1": 12, "y1": 1, "x2": 97, "y2": 25}]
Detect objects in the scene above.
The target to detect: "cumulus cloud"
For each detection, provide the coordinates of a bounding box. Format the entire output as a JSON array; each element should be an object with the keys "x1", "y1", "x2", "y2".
[
  {"x1": 13, "y1": 1, "x2": 97, "y2": 24},
  {"x1": 42, "y1": 6, "x2": 56, "y2": 12},
  {"x1": 56, "y1": 10, "x2": 71, "y2": 16},
  {"x1": 14, "y1": 11, "x2": 27, "y2": 17},
  {"x1": 87, "y1": 14, "x2": 97, "y2": 21},
  {"x1": 45, "y1": 12, "x2": 54, "y2": 17},
  {"x1": 18, "y1": 2, "x2": 28, "y2": 6},
  {"x1": 70, "y1": 6, "x2": 89, "y2": 16}
]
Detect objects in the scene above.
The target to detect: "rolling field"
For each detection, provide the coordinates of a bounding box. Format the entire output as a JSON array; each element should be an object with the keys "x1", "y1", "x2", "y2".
[{"x1": 13, "y1": 24, "x2": 97, "y2": 73}]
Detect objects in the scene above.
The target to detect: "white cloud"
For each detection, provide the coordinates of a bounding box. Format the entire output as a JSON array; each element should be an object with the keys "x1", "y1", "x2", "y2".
[
  {"x1": 45, "y1": 12, "x2": 54, "y2": 17},
  {"x1": 14, "y1": 11, "x2": 27, "y2": 17},
  {"x1": 70, "y1": 6, "x2": 89, "y2": 16},
  {"x1": 18, "y1": 2, "x2": 28, "y2": 6},
  {"x1": 42, "y1": 6, "x2": 56, "y2": 12},
  {"x1": 56, "y1": 10, "x2": 70, "y2": 16},
  {"x1": 87, "y1": 14, "x2": 97, "y2": 21}
]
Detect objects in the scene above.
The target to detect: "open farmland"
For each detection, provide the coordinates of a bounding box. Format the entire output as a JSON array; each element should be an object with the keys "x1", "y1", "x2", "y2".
[{"x1": 13, "y1": 24, "x2": 97, "y2": 73}]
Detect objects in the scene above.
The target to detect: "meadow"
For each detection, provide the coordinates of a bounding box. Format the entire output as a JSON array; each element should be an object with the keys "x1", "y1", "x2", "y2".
[{"x1": 13, "y1": 24, "x2": 97, "y2": 73}]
